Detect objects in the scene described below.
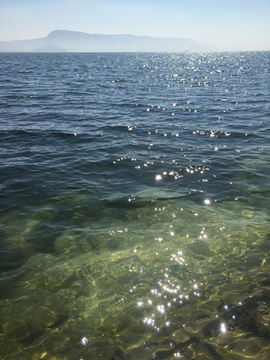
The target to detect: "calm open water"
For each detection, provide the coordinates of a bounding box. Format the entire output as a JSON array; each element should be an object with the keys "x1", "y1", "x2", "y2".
[{"x1": 0, "y1": 52, "x2": 270, "y2": 360}]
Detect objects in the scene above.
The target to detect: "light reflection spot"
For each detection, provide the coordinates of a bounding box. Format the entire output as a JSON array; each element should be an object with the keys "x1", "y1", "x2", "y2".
[
  {"x1": 220, "y1": 323, "x2": 227, "y2": 333},
  {"x1": 82, "y1": 337, "x2": 88, "y2": 345}
]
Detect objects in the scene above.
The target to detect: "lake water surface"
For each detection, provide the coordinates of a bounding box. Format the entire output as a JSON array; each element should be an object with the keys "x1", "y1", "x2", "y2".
[{"x1": 0, "y1": 51, "x2": 270, "y2": 359}]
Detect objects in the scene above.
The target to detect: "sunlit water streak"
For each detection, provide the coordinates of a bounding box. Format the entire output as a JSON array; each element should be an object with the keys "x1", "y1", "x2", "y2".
[{"x1": 0, "y1": 51, "x2": 270, "y2": 359}]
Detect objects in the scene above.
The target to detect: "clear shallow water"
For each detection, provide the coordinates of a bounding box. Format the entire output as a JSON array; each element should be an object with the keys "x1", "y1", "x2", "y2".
[{"x1": 0, "y1": 51, "x2": 270, "y2": 359}]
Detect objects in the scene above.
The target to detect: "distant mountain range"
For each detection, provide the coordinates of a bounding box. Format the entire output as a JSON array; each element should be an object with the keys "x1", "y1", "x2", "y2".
[{"x1": 0, "y1": 30, "x2": 222, "y2": 52}]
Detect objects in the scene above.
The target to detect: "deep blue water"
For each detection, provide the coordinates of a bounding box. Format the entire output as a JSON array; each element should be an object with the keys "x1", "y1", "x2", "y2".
[{"x1": 0, "y1": 52, "x2": 270, "y2": 359}]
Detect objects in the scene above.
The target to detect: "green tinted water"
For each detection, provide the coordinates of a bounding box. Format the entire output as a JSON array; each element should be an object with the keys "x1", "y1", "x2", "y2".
[{"x1": 1, "y1": 173, "x2": 270, "y2": 359}]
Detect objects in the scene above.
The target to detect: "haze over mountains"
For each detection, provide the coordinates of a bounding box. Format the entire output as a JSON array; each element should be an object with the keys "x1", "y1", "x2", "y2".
[{"x1": 0, "y1": 30, "x2": 222, "y2": 52}]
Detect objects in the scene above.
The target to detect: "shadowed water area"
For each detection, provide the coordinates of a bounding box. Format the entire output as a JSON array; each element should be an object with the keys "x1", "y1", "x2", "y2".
[{"x1": 0, "y1": 51, "x2": 270, "y2": 359}]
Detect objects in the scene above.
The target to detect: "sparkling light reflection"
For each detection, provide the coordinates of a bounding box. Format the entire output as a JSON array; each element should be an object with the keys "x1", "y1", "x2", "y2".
[
  {"x1": 221, "y1": 323, "x2": 227, "y2": 333},
  {"x1": 82, "y1": 337, "x2": 88, "y2": 345}
]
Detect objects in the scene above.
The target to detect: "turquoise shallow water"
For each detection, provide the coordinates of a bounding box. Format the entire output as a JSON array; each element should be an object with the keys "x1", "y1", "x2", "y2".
[{"x1": 0, "y1": 51, "x2": 270, "y2": 359}]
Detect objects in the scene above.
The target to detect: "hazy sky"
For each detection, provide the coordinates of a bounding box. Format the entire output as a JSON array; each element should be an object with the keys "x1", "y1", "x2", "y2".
[{"x1": 0, "y1": 0, "x2": 269, "y2": 50}]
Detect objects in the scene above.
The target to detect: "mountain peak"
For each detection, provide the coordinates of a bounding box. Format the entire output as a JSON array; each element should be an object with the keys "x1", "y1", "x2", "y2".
[{"x1": 46, "y1": 29, "x2": 90, "y2": 40}]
